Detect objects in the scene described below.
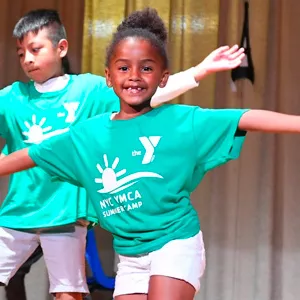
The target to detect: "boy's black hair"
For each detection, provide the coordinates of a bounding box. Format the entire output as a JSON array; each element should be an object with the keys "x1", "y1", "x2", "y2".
[
  {"x1": 13, "y1": 9, "x2": 72, "y2": 74},
  {"x1": 106, "y1": 8, "x2": 169, "y2": 68}
]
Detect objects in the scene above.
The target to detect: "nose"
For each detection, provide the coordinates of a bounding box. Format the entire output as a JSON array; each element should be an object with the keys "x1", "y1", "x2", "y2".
[
  {"x1": 129, "y1": 67, "x2": 141, "y2": 81},
  {"x1": 23, "y1": 51, "x2": 34, "y2": 65}
]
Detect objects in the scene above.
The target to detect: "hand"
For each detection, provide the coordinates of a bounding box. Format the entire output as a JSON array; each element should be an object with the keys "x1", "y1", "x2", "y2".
[{"x1": 193, "y1": 45, "x2": 245, "y2": 82}]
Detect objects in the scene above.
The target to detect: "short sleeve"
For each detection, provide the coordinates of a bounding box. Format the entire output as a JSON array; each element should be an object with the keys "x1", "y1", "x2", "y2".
[
  {"x1": 0, "y1": 86, "x2": 11, "y2": 137},
  {"x1": 28, "y1": 130, "x2": 82, "y2": 186},
  {"x1": 193, "y1": 108, "x2": 248, "y2": 171}
]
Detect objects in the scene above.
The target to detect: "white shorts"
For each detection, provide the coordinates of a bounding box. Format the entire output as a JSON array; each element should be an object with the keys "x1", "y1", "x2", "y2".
[
  {"x1": 0, "y1": 226, "x2": 88, "y2": 294},
  {"x1": 114, "y1": 231, "x2": 206, "y2": 298}
]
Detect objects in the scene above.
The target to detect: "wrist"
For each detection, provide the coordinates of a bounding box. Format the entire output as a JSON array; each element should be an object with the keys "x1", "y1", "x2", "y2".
[{"x1": 193, "y1": 63, "x2": 210, "y2": 82}]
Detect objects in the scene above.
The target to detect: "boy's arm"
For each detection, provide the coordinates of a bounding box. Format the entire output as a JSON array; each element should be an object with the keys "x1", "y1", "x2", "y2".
[{"x1": 151, "y1": 45, "x2": 245, "y2": 107}]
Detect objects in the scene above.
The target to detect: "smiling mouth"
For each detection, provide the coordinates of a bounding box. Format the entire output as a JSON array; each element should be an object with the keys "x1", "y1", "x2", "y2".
[{"x1": 123, "y1": 87, "x2": 146, "y2": 95}]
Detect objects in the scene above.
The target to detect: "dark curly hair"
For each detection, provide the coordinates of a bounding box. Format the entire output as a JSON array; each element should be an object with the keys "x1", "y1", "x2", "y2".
[{"x1": 106, "y1": 7, "x2": 168, "y2": 68}]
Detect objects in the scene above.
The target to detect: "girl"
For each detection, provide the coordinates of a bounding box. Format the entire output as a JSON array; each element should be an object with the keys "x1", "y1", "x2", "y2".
[
  {"x1": 0, "y1": 8, "x2": 243, "y2": 300},
  {"x1": 0, "y1": 7, "x2": 298, "y2": 300}
]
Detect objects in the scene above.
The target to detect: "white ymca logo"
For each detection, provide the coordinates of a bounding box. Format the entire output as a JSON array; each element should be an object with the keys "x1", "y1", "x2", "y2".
[
  {"x1": 139, "y1": 136, "x2": 161, "y2": 164},
  {"x1": 95, "y1": 155, "x2": 163, "y2": 194},
  {"x1": 62, "y1": 102, "x2": 80, "y2": 123}
]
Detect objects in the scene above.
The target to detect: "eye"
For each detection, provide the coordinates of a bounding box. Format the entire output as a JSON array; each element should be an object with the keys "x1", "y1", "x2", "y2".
[
  {"x1": 32, "y1": 48, "x2": 41, "y2": 53},
  {"x1": 17, "y1": 52, "x2": 24, "y2": 58},
  {"x1": 118, "y1": 66, "x2": 128, "y2": 72},
  {"x1": 142, "y1": 66, "x2": 153, "y2": 72}
]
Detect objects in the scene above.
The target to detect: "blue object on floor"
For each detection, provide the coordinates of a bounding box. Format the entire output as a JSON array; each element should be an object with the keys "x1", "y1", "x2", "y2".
[{"x1": 85, "y1": 228, "x2": 115, "y2": 290}]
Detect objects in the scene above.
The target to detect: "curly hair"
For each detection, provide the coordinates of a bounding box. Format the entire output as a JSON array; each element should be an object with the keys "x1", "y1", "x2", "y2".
[{"x1": 106, "y1": 7, "x2": 168, "y2": 68}]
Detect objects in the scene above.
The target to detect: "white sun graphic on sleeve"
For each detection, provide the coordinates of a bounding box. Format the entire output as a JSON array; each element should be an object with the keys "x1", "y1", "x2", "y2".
[
  {"x1": 95, "y1": 154, "x2": 163, "y2": 194},
  {"x1": 22, "y1": 114, "x2": 70, "y2": 144}
]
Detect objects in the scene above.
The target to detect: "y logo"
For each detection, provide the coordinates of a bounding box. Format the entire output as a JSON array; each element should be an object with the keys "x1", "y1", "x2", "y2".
[
  {"x1": 63, "y1": 102, "x2": 80, "y2": 123},
  {"x1": 139, "y1": 136, "x2": 161, "y2": 164}
]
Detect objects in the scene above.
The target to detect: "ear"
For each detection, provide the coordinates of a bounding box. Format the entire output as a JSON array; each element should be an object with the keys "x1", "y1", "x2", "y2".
[
  {"x1": 159, "y1": 70, "x2": 170, "y2": 88},
  {"x1": 105, "y1": 67, "x2": 113, "y2": 87},
  {"x1": 57, "y1": 39, "x2": 68, "y2": 58}
]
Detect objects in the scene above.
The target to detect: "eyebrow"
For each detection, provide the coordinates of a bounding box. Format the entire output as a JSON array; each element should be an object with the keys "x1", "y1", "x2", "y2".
[
  {"x1": 115, "y1": 58, "x2": 156, "y2": 63},
  {"x1": 16, "y1": 42, "x2": 40, "y2": 52}
]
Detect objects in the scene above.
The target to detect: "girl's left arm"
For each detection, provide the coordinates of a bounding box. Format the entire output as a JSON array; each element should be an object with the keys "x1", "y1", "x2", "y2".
[{"x1": 238, "y1": 110, "x2": 300, "y2": 133}]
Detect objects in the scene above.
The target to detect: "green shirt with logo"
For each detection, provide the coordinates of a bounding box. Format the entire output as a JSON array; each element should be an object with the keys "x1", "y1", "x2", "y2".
[
  {"x1": 0, "y1": 73, "x2": 119, "y2": 229},
  {"x1": 29, "y1": 104, "x2": 248, "y2": 254}
]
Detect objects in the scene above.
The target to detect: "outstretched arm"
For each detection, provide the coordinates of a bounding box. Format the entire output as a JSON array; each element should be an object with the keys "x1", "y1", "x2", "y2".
[
  {"x1": 0, "y1": 149, "x2": 35, "y2": 176},
  {"x1": 151, "y1": 45, "x2": 245, "y2": 107},
  {"x1": 239, "y1": 110, "x2": 300, "y2": 133}
]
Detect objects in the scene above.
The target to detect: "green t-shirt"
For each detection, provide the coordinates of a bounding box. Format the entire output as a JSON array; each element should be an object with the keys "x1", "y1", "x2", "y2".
[
  {"x1": 29, "y1": 104, "x2": 247, "y2": 254},
  {"x1": 0, "y1": 73, "x2": 119, "y2": 230}
]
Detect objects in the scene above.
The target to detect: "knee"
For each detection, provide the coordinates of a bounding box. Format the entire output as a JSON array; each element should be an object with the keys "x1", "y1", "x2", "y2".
[{"x1": 55, "y1": 292, "x2": 83, "y2": 300}]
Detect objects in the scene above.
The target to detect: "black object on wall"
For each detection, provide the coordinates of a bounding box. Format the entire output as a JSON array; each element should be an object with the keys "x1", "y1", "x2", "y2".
[{"x1": 231, "y1": 1, "x2": 255, "y2": 84}]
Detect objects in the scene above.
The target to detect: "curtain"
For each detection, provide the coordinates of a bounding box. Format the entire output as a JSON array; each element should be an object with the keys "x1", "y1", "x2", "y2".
[
  {"x1": 82, "y1": 1, "x2": 300, "y2": 300},
  {"x1": 82, "y1": 0, "x2": 220, "y2": 106}
]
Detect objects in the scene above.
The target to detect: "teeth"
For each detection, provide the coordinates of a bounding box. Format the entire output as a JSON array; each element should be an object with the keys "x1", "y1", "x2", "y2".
[
  {"x1": 128, "y1": 87, "x2": 142, "y2": 90},
  {"x1": 127, "y1": 87, "x2": 143, "y2": 93}
]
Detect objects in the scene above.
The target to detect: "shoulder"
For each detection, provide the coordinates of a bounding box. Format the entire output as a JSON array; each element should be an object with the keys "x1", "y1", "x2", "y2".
[
  {"x1": 0, "y1": 81, "x2": 29, "y2": 96},
  {"x1": 156, "y1": 104, "x2": 200, "y2": 120},
  {"x1": 71, "y1": 73, "x2": 106, "y2": 87},
  {"x1": 69, "y1": 74, "x2": 112, "y2": 97},
  {"x1": 71, "y1": 112, "x2": 110, "y2": 132}
]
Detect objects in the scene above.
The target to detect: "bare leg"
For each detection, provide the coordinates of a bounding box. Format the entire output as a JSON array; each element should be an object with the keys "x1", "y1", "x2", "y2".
[
  {"x1": 115, "y1": 294, "x2": 147, "y2": 300},
  {"x1": 148, "y1": 275, "x2": 195, "y2": 300},
  {"x1": 55, "y1": 292, "x2": 83, "y2": 300}
]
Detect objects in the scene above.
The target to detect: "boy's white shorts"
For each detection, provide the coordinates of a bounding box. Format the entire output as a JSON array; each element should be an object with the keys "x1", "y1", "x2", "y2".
[{"x1": 0, "y1": 226, "x2": 88, "y2": 294}]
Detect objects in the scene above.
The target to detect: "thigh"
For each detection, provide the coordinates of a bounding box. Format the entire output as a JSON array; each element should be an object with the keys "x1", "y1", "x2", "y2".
[
  {"x1": 16, "y1": 245, "x2": 43, "y2": 275},
  {"x1": 115, "y1": 295, "x2": 147, "y2": 300},
  {"x1": 113, "y1": 254, "x2": 150, "y2": 299},
  {"x1": 148, "y1": 275, "x2": 195, "y2": 300},
  {"x1": 150, "y1": 231, "x2": 206, "y2": 294},
  {"x1": 40, "y1": 226, "x2": 88, "y2": 294},
  {"x1": 0, "y1": 227, "x2": 39, "y2": 284}
]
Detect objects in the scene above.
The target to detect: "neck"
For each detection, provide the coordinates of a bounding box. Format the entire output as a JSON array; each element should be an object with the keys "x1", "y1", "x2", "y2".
[
  {"x1": 34, "y1": 74, "x2": 69, "y2": 93},
  {"x1": 114, "y1": 99, "x2": 152, "y2": 120}
]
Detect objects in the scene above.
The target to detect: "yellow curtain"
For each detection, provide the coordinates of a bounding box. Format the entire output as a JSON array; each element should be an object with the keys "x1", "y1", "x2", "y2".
[{"x1": 82, "y1": 0, "x2": 220, "y2": 106}]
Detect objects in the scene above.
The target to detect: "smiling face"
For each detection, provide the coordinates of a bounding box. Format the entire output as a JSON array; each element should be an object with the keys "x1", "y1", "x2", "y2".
[
  {"x1": 105, "y1": 37, "x2": 169, "y2": 117},
  {"x1": 16, "y1": 28, "x2": 68, "y2": 84}
]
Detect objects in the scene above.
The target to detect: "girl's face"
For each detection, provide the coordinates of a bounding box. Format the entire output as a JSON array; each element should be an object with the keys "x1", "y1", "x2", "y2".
[
  {"x1": 16, "y1": 28, "x2": 68, "y2": 84},
  {"x1": 105, "y1": 37, "x2": 169, "y2": 115}
]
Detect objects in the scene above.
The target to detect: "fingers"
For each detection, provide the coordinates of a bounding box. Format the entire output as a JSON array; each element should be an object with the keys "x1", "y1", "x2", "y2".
[
  {"x1": 228, "y1": 48, "x2": 245, "y2": 60},
  {"x1": 216, "y1": 44, "x2": 245, "y2": 58},
  {"x1": 223, "y1": 44, "x2": 240, "y2": 55},
  {"x1": 228, "y1": 53, "x2": 246, "y2": 68}
]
